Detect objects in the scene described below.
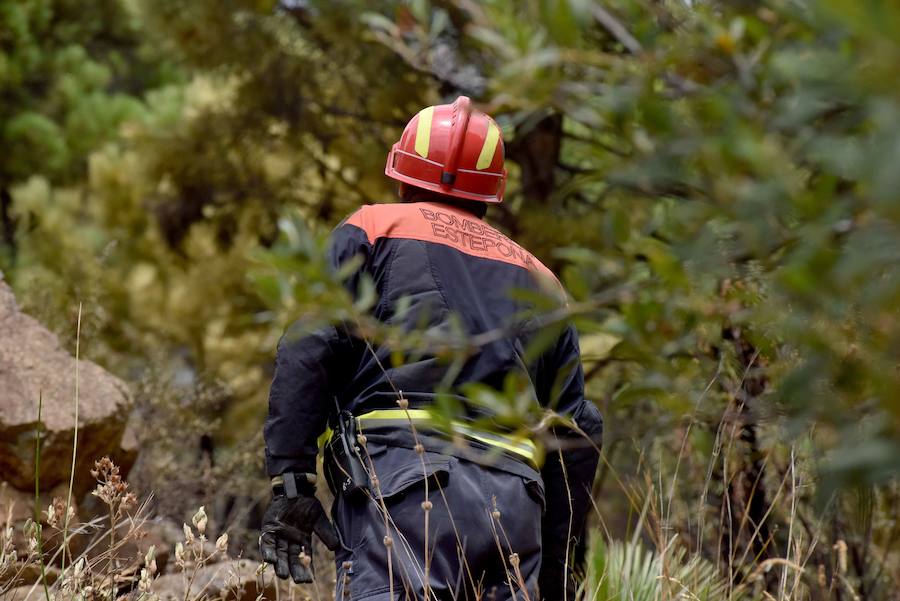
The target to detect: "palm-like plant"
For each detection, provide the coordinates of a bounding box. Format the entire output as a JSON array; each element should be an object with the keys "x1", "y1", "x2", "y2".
[{"x1": 581, "y1": 535, "x2": 739, "y2": 601}]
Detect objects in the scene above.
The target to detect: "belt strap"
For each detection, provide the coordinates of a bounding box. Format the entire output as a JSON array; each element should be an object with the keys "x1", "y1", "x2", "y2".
[{"x1": 326, "y1": 409, "x2": 539, "y2": 466}]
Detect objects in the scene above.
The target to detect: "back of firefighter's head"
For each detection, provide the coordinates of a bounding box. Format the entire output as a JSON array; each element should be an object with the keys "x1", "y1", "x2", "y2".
[{"x1": 385, "y1": 96, "x2": 506, "y2": 218}]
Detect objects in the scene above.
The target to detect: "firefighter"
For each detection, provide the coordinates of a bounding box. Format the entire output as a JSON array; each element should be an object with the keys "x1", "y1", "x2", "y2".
[{"x1": 259, "y1": 97, "x2": 602, "y2": 600}]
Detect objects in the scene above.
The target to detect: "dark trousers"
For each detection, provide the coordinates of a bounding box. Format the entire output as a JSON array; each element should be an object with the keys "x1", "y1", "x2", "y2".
[{"x1": 332, "y1": 444, "x2": 544, "y2": 601}]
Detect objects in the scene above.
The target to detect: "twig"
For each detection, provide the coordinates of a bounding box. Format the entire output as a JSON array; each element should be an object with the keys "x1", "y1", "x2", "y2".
[{"x1": 590, "y1": 5, "x2": 643, "y2": 54}]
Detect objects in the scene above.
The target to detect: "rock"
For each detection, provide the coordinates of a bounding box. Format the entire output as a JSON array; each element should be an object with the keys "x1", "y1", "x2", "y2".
[
  {"x1": 133, "y1": 521, "x2": 173, "y2": 576},
  {"x1": 116, "y1": 420, "x2": 140, "y2": 477},
  {"x1": 84, "y1": 517, "x2": 175, "y2": 578},
  {"x1": 0, "y1": 481, "x2": 81, "y2": 558},
  {"x1": 147, "y1": 559, "x2": 276, "y2": 601},
  {"x1": 0, "y1": 563, "x2": 61, "y2": 590},
  {"x1": 0, "y1": 276, "x2": 131, "y2": 495},
  {"x1": 0, "y1": 482, "x2": 35, "y2": 524},
  {"x1": 2, "y1": 584, "x2": 43, "y2": 601},
  {"x1": 0, "y1": 481, "x2": 79, "y2": 524}
]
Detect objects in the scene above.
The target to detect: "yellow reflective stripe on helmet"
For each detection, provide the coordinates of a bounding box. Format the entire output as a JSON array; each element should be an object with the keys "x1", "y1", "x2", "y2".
[
  {"x1": 414, "y1": 106, "x2": 434, "y2": 158},
  {"x1": 475, "y1": 121, "x2": 500, "y2": 170}
]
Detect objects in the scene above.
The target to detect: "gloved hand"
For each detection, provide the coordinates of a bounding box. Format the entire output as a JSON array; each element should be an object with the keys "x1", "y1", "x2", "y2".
[{"x1": 259, "y1": 490, "x2": 341, "y2": 583}]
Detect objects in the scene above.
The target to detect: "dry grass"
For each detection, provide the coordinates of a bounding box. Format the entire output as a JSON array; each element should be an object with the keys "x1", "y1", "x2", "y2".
[{"x1": 3, "y1": 312, "x2": 898, "y2": 601}]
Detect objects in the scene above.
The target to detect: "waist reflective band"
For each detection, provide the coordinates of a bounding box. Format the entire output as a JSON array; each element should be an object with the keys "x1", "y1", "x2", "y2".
[{"x1": 328, "y1": 408, "x2": 539, "y2": 466}]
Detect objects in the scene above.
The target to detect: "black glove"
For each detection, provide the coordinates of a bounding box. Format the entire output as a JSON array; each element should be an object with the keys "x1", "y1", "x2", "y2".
[{"x1": 259, "y1": 486, "x2": 341, "y2": 583}]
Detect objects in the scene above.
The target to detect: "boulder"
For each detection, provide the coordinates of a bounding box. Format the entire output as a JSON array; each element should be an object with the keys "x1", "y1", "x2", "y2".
[
  {"x1": 0, "y1": 481, "x2": 80, "y2": 556},
  {"x1": 116, "y1": 419, "x2": 140, "y2": 477},
  {"x1": 83, "y1": 517, "x2": 176, "y2": 578},
  {"x1": 0, "y1": 482, "x2": 36, "y2": 524},
  {"x1": 147, "y1": 559, "x2": 276, "y2": 601},
  {"x1": 0, "y1": 481, "x2": 78, "y2": 524},
  {"x1": 0, "y1": 275, "x2": 131, "y2": 495},
  {"x1": 0, "y1": 563, "x2": 61, "y2": 590}
]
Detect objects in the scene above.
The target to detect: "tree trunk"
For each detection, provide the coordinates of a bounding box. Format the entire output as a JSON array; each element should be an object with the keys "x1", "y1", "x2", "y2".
[
  {"x1": 507, "y1": 112, "x2": 563, "y2": 204},
  {"x1": 719, "y1": 326, "x2": 775, "y2": 593}
]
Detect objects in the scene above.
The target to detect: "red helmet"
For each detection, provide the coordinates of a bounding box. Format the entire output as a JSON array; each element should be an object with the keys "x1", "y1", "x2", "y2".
[{"x1": 385, "y1": 96, "x2": 507, "y2": 203}]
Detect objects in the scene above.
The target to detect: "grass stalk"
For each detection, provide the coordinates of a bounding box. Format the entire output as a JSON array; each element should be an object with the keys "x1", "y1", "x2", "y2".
[
  {"x1": 108, "y1": 508, "x2": 117, "y2": 600},
  {"x1": 559, "y1": 445, "x2": 574, "y2": 601},
  {"x1": 780, "y1": 445, "x2": 796, "y2": 601},
  {"x1": 487, "y1": 505, "x2": 518, "y2": 601},
  {"x1": 62, "y1": 302, "x2": 83, "y2": 576},
  {"x1": 34, "y1": 390, "x2": 52, "y2": 601}
]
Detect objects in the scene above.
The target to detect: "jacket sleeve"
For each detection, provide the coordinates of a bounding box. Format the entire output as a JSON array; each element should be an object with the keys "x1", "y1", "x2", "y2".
[
  {"x1": 263, "y1": 215, "x2": 371, "y2": 476},
  {"x1": 534, "y1": 324, "x2": 603, "y2": 598}
]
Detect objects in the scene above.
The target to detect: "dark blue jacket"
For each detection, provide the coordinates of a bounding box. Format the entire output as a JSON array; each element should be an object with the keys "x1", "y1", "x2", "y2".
[{"x1": 263, "y1": 200, "x2": 602, "y2": 590}]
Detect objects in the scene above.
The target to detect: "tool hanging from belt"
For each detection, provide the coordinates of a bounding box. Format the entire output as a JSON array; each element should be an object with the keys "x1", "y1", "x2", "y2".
[
  {"x1": 323, "y1": 407, "x2": 539, "y2": 497},
  {"x1": 323, "y1": 410, "x2": 371, "y2": 499}
]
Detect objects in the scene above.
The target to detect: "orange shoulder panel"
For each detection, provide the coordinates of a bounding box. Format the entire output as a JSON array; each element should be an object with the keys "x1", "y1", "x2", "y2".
[{"x1": 345, "y1": 202, "x2": 561, "y2": 288}]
